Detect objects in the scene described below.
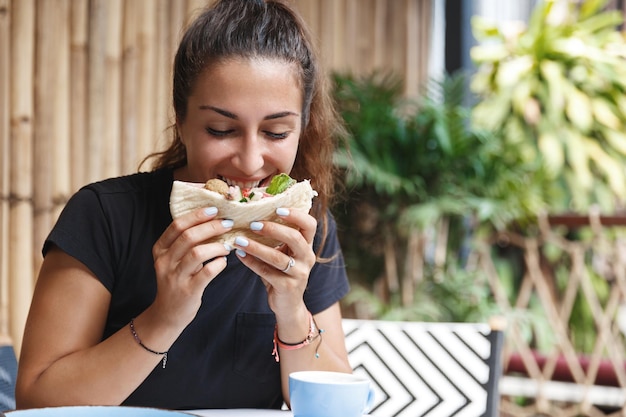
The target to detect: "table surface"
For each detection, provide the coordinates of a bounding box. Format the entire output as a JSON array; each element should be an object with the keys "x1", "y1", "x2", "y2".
[
  {"x1": 6, "y1": 407, "x2": 370, "y2": 417},
  {"x1": 186, "y1": 411, "x2": 289, "y2": 416},
  {"x1": 4, "y1": 408, "x2": 290, "y2": 417}
]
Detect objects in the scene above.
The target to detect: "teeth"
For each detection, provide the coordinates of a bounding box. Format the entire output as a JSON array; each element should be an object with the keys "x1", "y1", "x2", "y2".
[{"x1": 219, "y1": 176, "x2": 260, "y2": 189}]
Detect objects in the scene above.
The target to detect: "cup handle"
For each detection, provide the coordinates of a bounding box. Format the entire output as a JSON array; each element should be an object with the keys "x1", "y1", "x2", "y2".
[{"x1": 364, "y1": 384, "x2": 375, "y2": 414}]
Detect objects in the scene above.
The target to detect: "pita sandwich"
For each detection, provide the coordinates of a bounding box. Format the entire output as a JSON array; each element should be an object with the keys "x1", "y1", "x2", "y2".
[{"x1": 169, "y1": 174, "x2": 317, "y2": 247}]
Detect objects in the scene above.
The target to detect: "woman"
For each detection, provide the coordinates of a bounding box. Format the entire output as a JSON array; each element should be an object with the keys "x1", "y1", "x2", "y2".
[{"x1": 16, "y1": 0, "x2": 352, "y2": 410}]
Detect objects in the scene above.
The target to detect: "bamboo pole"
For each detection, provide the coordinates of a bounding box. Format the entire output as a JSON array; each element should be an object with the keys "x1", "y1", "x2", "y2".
[
  {"x1": 34, "y1": 0, "x2": 70, "y2": 279},
  {"x1": 0, "y1": 0, "x2": 11, "y2": 339},
  {"x1": 33, "y1": 0, "x2": 52, "y2": 275},
  {"x1": 360, "y1": 1, "x2": 377, "y2": 72},
  {"x1": 136, "y1": 0, "x2": 156, "y2": 165},
  {"x1": 103, "y1": 0, "x2": 122, "y2": 178},
  {"x1": 87, "y1": 0, "x2": 106, "y2": 182},
  {"x1": 169, "y1": 0, "x2": 186, "y2": 49},
  {"x1": 154, "y1": 0, "x2": 173, "y2": 160},
  {"x1": 51, "y1": 0, "x2": 71, "y2": 222},
  {"x1": 121, "y1": 0, "x2": 138, "y2": 173},
  {"x1": 389, "y1": 1, "x2": 406, "y2": 79},
  {"x1": 294, "y1": 0, "x2": 320, "y2": 48},
  {"x1": 9, "y1": 0, "x2": 35, "y2": 353},
  {"x1": 331, "y1": 0, "x2": 345, "y2": 72},
  {"x1": 373, "y1": 0, "x2": 387, "y2": 69},
  {"x1": 318, "y1": 0, "x2": 336, "y2": 71},
  {"x1": 344, "y1": 0, "x2": 357, "y2": 72},
  {"x1": 405, "y1": 0, "x2": 420, "y2": 97},
  {"x1": 70, "y1": 0, "x2": 88, "y2": 191}
]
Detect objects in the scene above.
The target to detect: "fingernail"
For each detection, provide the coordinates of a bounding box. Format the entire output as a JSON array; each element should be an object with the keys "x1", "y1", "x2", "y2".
[
  {"x1": 235, "y1": 236, "x2": 249, "y2": 247},
  {"x1": 236, "y1": 249, "x2": 247, "y2": 257},
  {"x1": 250, "y1": 221, "x2": 263, "y2": 231},
  {"x1": 276, "y1": 207, "x2": 290, "y2": 217},
  {"x1": 223, "y1": 243, "x2": 233, "y2": 252},
  {"x1": 221, "y1": 219, "x2": 234, "y2": 228},
  {"x1": 204, "y1": 207, "x2": 218, "y2": 216}
]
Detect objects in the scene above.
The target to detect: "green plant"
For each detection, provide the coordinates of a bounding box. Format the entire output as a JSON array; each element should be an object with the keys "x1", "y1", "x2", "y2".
[
  {"x1": 334, "y1": 71, "x2": 542, "y2": 229},
  {"x1": 343, "y1": 263, "x2": 501, "y2": 323},
  {"x1": 332, "y1": 71, "x2": 540, "y2": 314},
  {"x1": 470, "y1": 0, "x2": 626, "y2": 213}
]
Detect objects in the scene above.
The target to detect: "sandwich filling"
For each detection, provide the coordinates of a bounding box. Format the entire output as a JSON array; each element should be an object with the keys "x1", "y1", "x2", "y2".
[{"x1": 206, "y1": 173, "x2": 297, "y2": 203}]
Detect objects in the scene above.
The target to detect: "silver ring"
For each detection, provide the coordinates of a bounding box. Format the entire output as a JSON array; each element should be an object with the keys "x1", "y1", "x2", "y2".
[{"x1": 281, "y1": 256, "x2": 296, "y2": 273}]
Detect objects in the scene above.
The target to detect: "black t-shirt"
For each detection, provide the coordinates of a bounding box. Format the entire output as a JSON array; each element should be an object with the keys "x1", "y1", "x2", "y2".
[{"x1": 43, "y1": 168, "x2": 350, "y2": 410}]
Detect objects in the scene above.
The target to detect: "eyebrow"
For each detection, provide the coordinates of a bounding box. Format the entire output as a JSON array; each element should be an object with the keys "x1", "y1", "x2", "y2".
[{"x1": 198, "y1": 105, "x2": 299, "y2": 120}]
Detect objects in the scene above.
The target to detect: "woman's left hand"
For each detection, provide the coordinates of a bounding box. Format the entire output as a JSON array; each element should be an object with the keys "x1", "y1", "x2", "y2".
[{"x1": 233, "y1": 207, "x2": 317, "y2": 315}]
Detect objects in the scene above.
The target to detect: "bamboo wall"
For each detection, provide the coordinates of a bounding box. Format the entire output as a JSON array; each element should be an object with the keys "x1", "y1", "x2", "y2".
[{"x1": 0, "y1": 0, "x2": 432, "y2": 353}]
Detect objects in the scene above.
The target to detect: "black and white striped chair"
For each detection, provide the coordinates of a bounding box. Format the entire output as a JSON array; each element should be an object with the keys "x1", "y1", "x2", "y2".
[
  {"x1": 343, "y1": 319, "x2": 504, "y2": 417},
  {"x1": 0, "y1": 339, "x2": 17, "y2": 412}
]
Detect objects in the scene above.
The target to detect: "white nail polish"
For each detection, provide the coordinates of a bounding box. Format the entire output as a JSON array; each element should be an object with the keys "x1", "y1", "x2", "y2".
[
  {"x1": 235, "y1": 236, "x2": 249, "y2": 247},
  {"x1": 276, "y1": 207, "x2": 290, "y2": 216},
  {"x1": 204, "y1": 207, "x2": 218, "y2": 216}
]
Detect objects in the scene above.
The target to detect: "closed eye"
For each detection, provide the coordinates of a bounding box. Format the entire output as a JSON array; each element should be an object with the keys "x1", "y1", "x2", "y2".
[
  {"x1": 264, "y1": 131, "x2": 290, "y2": 140},
  {"x1": 206, "y1": 127, "x2": 234, "y2": 137}
]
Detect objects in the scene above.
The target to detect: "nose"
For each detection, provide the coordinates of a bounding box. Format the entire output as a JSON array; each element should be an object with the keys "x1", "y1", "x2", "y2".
[{"x1": 232, "y1": 133, "x2": 265, "y2": 175}]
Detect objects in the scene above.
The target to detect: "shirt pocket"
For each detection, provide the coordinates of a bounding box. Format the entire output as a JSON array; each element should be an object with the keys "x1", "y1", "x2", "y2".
[{"x1": 233, "y1": 312, "x2": 280, "y2": 382}]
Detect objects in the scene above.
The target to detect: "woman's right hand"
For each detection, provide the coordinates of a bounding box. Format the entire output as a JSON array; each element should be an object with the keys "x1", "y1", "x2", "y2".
[{"x1": 150, "y1": 206, "x2": 232, "y2": 327}]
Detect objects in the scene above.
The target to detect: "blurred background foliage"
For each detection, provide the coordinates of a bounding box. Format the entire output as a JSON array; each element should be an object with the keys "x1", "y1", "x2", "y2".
[
  {"x1": 331, "y1": 71, "x2": 529, "y2": 323},
  {"x1": 330, "y1": 0, "x2": 626, "y2": 354},
  {"x1": 471, "y1": 0, "x2": 626, "y2": 213}
]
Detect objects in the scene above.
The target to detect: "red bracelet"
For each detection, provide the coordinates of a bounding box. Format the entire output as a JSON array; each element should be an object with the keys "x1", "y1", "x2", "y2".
[{"x1": 272, "y1": 311, "x2": 323, "y2": 362}]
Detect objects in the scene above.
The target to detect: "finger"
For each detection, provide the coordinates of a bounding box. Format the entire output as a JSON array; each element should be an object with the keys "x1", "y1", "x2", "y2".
[
  {"x1": 279, "y1": 256, "x2": 296, "y2": 274},
  {"x1": 235, "y1": 246, "x2": 299, "y2": 283},
  {"x1": 155, "y1": 207, "x2": 219, "y2": 254},
  {"x1": 178, "y1": 241, "x2": 231, "y2": 277},
  {"x1": 234, "y1": 235, "x2": 314, "y2": 277},
  {"x1": 275, "y1": 208, "x2": 317, "y2": 245},
  {"x1": 164, "y1": 218, "x2": 234, "y2": 266},
  {"x1": 194, "y1": 255, "x2": 228, "y2": 288},
  {"x1": 234, "y1": 235, "x2": 294, "y2": 272},
  {"x1": 245, "y1": 210, "x2": 316, "y2": 258}
]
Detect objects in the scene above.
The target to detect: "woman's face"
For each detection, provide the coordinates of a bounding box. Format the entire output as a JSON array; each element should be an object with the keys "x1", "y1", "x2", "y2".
[{"x1": 176, "y1": 58, "x2": 303, "y2": 189}]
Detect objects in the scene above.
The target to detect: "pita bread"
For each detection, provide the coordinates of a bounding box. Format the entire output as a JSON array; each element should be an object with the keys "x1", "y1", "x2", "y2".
[{"x1": 169, "y1": 179, "x2": 317, "y2": 247}]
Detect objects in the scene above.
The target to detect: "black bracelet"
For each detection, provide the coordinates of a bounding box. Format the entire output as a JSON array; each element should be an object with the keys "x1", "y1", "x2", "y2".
[{"x1": 129, "y1": 318, "x2": 168, "y2": 369}]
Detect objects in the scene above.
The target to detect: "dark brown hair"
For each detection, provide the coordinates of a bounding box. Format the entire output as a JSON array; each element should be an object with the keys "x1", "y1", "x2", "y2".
[{"x1": 143, "y1": 0, "x2": 344, "y2": 252}]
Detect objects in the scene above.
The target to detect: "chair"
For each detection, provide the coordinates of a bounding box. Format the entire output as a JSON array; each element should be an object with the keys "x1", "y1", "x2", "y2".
[
  {"x1": 0, "y1": 340, "x2": 17, "y2": 412},
  {"x1": 342, "y1": 319, "x2": 504, "y2": 417}
]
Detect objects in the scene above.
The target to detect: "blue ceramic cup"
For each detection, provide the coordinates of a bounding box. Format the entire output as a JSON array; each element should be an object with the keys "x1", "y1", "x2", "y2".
[{"x1": 289, "y1": 371, "x2": 375, "y2": 417}]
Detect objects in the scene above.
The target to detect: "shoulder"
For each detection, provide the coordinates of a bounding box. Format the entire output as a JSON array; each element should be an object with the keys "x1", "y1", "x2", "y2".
[
  {"x1": 82, "y1": 169, "x2": 173, "y2": 197},
  {"x1": 58, "y1": 169, "x2": 174, "y2": 228}
]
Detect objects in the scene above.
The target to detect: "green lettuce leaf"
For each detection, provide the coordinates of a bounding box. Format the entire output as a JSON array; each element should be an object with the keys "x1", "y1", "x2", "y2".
[{"x1": 266, "y1": 173, "x2": 296, "y2": 195}]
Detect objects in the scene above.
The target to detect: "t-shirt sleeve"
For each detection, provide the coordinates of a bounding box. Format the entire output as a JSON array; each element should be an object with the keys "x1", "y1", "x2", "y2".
[
  {"x1": 303, "y1": 212, "x2": 350, "y2": 314},
  {"x1": 43, "y1": 187, "x2": 117, "y2": 292}
]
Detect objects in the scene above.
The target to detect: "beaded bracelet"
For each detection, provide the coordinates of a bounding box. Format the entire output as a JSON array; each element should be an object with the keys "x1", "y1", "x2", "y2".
[
  {"x1": 272, "y1": 311, "x2": 324, "y2": 363},
  {"x1": 129, "y1": 318, "x2": 168, "y2": 369}
]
